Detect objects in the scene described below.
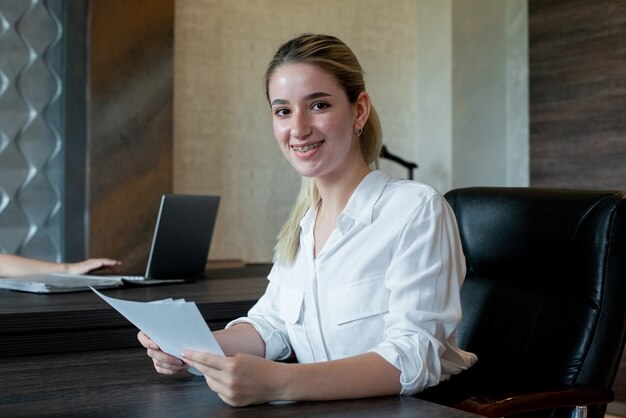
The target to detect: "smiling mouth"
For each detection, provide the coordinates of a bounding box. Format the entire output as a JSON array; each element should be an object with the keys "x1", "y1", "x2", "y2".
[{"x1": 292, "y1": 140, "x2": 324, "y2": 153}]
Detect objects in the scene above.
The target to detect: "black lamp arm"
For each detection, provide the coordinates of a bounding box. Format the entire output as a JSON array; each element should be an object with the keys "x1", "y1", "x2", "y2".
[{"x1": 380, "y1": 145, "x2": 418, "y2": 180}]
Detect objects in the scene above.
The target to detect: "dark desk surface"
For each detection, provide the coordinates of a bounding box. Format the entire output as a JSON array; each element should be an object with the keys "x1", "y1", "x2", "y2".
[
  {"x1": 0, "y1": 265, "x2": 271, "y2": 357},
  {"x1": 0, "y1": 347, "x2": 479, "y2": 418}
]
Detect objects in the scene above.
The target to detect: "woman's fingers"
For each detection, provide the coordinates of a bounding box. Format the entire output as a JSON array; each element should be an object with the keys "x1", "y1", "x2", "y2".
[
  {"x1": 138, "y1": 331, "x2": 188, "y2": 374},
  {"x1": 147, "y1": 347, "x2": 189, "y2": 374},
  {"x1": 152, "y1": 356, "x2": 189, "y2": 374},
  {"x1": 181, "y1": 351, "x2": 223, "y2": 371},
  {"x1": 182, "y1": 351, "x2": 231, "y2": 383},
  {"x1": 137, "y1": 331, "x2": 159, "y2": 350},
  {"x1": 147, "y1": 347, "x2": 185, "y2": 365}
]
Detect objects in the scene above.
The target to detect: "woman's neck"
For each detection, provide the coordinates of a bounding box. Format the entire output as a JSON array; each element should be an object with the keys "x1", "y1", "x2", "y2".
[
  {"x1": 315, "y1": 162, "x2": 372, "y2": 219},
  {"x1": 312, "y1": 162, "x2": 372, "y2": 257}
]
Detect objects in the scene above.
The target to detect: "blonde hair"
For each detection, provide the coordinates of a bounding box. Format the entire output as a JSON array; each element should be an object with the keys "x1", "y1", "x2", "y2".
[{"x1": 266, "y1": 34, "x2": 383, "y2": 265}]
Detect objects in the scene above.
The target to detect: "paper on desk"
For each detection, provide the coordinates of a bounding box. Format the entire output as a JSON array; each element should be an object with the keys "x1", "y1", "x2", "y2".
[{"x1": 90, "y1": 287, "x2": 224, "y2": 376}]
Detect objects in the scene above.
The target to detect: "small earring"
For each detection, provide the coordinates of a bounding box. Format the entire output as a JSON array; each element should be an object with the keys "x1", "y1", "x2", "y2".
[{"x1": 353, "y1": 127, "x2": 363, "y2": 137}]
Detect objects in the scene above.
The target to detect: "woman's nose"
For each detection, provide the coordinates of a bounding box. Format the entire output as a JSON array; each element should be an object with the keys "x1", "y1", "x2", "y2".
[{"x1": 290, "y1": 111, "x2": 311, "y2": 139}]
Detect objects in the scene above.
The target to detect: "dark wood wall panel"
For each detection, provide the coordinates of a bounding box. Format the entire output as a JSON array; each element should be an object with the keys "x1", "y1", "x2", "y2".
[
  {"x1": 87, "y1": 0, "x2": 174, "y2": 271},
  {"x1": 529, "y1": 0, "x2": 626, "y2": 190}
]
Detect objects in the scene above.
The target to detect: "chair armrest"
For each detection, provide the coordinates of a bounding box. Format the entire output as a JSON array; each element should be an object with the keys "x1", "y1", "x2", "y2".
[{"x1": 454, "y1": 385, "x2": 614, "y2": 417}]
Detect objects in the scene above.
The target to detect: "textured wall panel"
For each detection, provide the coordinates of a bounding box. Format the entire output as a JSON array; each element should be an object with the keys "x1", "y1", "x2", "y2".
[{"x1": 0, "y1": 0, "x2": 63, "y2": 261}]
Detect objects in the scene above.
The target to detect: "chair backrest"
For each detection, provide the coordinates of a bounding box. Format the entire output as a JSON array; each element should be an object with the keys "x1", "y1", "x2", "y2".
[{"x1": 444, "y1": 187, "x2": 626, "y2": 403}]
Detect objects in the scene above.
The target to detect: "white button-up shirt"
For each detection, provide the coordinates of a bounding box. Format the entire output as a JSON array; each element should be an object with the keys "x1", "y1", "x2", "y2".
[{"x1": 227, "y1": 170, "x2": 477, "y2": 395}]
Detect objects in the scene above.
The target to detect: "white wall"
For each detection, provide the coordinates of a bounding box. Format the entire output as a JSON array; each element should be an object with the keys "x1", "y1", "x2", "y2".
[
  {"x1": 452, "y1": 0, "x2": 529, "y2": 188},
  {"x1": 174, "y1": 0, "x2": 529, "y2": 262},
  {"x1": 416, "y1": 0, "x2": 529, "y2": 192},
  {"x1": 505, "y1": 0, "x2": 530, "y2": 187},
  {"x1": 415, "y1": 0, "x2": 453, "y2": 193}
]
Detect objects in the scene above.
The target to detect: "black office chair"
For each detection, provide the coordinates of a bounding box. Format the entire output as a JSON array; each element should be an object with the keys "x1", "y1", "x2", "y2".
[{"x1": 417, "y1": 187, "x2": 626, "y2": 418}]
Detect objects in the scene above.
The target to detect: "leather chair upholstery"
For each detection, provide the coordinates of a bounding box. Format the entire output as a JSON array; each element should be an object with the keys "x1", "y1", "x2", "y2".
[{"x1": 417, "y1": 187, "x2": 626, "y2": 418}]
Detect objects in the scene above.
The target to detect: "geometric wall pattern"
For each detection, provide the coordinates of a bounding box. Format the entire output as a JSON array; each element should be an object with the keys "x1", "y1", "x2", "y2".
[{"x1": 0, "y1": 0, "x2": 64, "y2": 261}]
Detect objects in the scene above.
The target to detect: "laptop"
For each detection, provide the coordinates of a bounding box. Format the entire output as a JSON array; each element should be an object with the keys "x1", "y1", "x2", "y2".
[
  {"x1": 0, "y1": 194, "x2": 221, "y2": 293},
  {"x1": 124, "y1": 193, "x2": 220, "y2": 283}
]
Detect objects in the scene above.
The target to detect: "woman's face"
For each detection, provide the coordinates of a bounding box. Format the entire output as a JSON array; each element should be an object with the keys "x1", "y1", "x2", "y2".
[{"x1": 268, "y1": 63, "x2": 364, "y2": 182}]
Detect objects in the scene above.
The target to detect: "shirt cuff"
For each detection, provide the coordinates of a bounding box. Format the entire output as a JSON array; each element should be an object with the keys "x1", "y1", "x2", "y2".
[
  {"x1": 368, "y1": 334, "x2": 441, "y2": 396},
  {"x1": 226, "y1": 317, "x2": 292, "y2": 361}
]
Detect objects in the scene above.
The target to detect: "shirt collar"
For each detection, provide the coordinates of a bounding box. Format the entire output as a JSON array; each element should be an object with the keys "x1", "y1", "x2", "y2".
[
  {"x1": 299, "y1": 205, "x2": 316, "y2": 233},
  {"x1": 341, "y1": 170, "x2": 390, "y2": 228},
  {"x1": 298, "y1": 170, "x2": 391, "y2": 234}
]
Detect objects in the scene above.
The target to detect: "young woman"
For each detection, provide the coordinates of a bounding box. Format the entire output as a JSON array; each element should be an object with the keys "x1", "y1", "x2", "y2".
[
  {"x1": 0, "y1": 254, "x2": 121, "y2": 277},
  {"x1": 138, "y1": 33, "x2": 476, "y2": 406}
]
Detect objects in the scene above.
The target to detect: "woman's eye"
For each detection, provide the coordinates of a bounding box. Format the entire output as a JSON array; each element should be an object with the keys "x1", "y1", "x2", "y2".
[
  {"x1": 312, "y1": 102, "x2": 329, "y2": 111},
  {"x1": 274, "y1": 108, "x2": 290, "y2": 117}
]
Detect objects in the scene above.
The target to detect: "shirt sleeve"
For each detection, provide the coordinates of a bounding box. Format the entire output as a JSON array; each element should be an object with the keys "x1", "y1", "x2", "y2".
[
  {"x1": 225, "y1": 266, "x2": 294, "y2": 361},
  {"x1": 367, "y1": 194, "x2": 470, "y2": 395}
]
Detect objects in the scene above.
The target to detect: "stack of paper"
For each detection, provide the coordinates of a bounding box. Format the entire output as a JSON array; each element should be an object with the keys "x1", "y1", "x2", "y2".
[
  {"x1": 91, "y1": 287, "x2": 224, "y2": 375},
  {"x1": 0, "y1": 274, "x2": 124, "y2": 293}
]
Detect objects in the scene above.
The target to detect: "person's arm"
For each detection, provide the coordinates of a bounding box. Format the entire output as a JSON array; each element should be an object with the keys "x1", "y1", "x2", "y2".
[
  {"x1": 0, "y1": 254, "x2": 121, "y2": 277},
  {"x1": 181, "y1": 349, "x2": 401, "y2": 407},
  {"x1": 213, "y1": 324, "x2": 266, "y2": 357},
  {"x1": 280, "y1": 352, "x2": 401, "y2": 401},
  {"x1": 140, "y1": 322, "x2": 400, "y2": 406}
]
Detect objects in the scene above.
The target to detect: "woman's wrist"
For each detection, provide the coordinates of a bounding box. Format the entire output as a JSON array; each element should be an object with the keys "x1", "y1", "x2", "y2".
[{"x1": 271, "y1": 361, "x2": 295, "y2": 401}]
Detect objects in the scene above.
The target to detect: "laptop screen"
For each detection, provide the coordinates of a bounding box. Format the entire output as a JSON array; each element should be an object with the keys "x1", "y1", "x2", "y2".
[{"x1": 145, "y1": 194, "x2": 220, "y2": 280}]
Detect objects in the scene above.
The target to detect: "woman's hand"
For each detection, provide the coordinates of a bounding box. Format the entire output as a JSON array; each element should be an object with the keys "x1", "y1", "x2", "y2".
[
  {"x1": 182, "y1": 350, "x2": 287, "y2": 407},
  {"x1": 137, "y1": 331, "x2": 189, "y2": 375},
  {"x1": 65, "y1": 258, "x2": 122, "y2": 275}
]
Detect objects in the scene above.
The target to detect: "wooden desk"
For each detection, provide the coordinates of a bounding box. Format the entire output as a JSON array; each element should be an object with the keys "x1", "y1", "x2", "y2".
[
  {"x1": 0, "y1": 347, "x2": 479, "y2": 417},
  {"x1": 0, "y1": 265, "x2": 271, "y2": 357}
]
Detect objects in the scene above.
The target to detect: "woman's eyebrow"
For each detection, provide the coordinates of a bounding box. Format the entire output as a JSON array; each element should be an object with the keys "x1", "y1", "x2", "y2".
[
  {"x1": 271, "y1": 98, "x2": 289, "y2": 106},
  {"x1": 304, "y1": 92, "x2": 331, "y2": 101},
  {"x1": 271, "y1": 92, "x2": 331, "y2": 107}
]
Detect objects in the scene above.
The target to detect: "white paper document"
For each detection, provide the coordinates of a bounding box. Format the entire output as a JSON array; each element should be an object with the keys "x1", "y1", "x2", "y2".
[
  {"x1": 91, "y1": 287, "x2": 224, "y2": 375},
  {"x1": 0, "y1": 274, "x2": 124, "y2": 293}
]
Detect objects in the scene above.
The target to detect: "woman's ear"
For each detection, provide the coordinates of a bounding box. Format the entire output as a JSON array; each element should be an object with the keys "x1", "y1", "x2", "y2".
[{"x1": 353, "y1": 91, "x2": 371, "y2": 131}]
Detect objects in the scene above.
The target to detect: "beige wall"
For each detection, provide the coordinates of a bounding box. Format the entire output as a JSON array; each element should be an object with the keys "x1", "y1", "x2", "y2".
[
  {"x1": 174, "y1": 0, "x2": 529, "y2": 263},
  {"x1": 174, "y1": 0, "x2": 419, "y2": 262}
]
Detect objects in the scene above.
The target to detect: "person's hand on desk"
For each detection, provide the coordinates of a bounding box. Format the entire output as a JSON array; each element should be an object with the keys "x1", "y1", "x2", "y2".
[{"x1": 64, "y1": 258, "x2": 122, "y2": 275}]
